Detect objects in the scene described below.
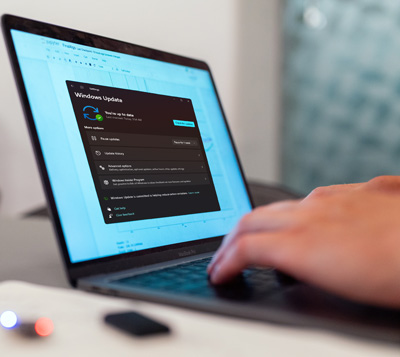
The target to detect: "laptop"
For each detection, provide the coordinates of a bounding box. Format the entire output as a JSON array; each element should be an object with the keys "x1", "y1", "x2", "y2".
[{"x1": 3, "y1": 14, "x2": 400, "y2": 343}]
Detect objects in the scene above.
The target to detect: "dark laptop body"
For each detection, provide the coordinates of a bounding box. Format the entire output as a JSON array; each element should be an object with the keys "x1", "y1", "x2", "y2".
[{"x1": 3, "y1": 14, "x2": 400, "y2": 344}]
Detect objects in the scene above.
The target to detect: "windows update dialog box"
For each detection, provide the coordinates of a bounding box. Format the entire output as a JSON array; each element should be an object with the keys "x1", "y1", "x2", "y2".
[{"x1": 66, "y1": 81, "x2": 220, "y2": 224}]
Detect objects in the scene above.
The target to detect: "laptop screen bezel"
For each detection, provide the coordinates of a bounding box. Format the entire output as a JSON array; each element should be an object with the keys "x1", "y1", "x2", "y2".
[{"x1": 2, "y1": 14, "x2": 254, "y2": 285}]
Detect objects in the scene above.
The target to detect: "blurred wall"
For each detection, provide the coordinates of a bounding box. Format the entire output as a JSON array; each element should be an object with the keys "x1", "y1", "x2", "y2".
[
  {"x1": 0, "y1": 0, "x2": 281, "y2": 216},
  {"x1": 235, "y1": 1, "x2": 282, "y2": 188},
  {"x1": 282, "y1": 0, "x2": 400, "y2": 194}
]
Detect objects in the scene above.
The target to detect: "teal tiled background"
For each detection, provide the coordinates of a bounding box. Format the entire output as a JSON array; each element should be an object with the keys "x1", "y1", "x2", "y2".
[{"x1": 282, "y1": 0, "x2": 400, "y2": 194}]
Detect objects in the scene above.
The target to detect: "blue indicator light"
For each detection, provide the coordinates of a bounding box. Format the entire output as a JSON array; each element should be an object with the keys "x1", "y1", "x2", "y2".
[
  {"x1": 0, "y1": 311, "x2": 18, "y2": 329},
  {"x1": 173, "y1": 120, "x2": 195, "y2": 128}
]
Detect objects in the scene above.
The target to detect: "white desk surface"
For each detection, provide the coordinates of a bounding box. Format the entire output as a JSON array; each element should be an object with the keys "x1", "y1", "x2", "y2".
[{"x1": 0, "y1": 217, "x2": 399, "y2": 356}]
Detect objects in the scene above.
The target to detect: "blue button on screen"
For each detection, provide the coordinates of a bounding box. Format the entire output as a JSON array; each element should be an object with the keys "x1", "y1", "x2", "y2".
[{"x1": 173, "y1": 120, "x2": 195, "y2": 128}]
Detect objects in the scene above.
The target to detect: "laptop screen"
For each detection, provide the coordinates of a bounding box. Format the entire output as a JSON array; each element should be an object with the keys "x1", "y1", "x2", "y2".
[{"x1": 9, "y1": 27, "x2": 252, "y2": 264}]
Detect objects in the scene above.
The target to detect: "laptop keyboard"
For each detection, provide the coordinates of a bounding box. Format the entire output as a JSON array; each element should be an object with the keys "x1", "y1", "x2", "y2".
[{"x1": 115, "y1": 257, "x2": 291, "y2": 302}]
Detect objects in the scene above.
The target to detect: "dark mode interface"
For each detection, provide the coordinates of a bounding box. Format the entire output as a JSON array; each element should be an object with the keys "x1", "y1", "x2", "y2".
[{"x1": 66, "y1": 81, "x2": 220, "y2": 224}]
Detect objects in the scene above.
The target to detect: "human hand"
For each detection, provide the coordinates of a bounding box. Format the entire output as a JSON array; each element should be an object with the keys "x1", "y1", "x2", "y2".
[{"x1": 207, "y1": 176, "x2": 400, "y2": 308}]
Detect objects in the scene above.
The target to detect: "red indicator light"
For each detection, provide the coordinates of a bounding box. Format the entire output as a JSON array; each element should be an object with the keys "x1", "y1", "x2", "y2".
[{"x1": 34, "y1": 317, "x2": 54, "y2": 337}]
